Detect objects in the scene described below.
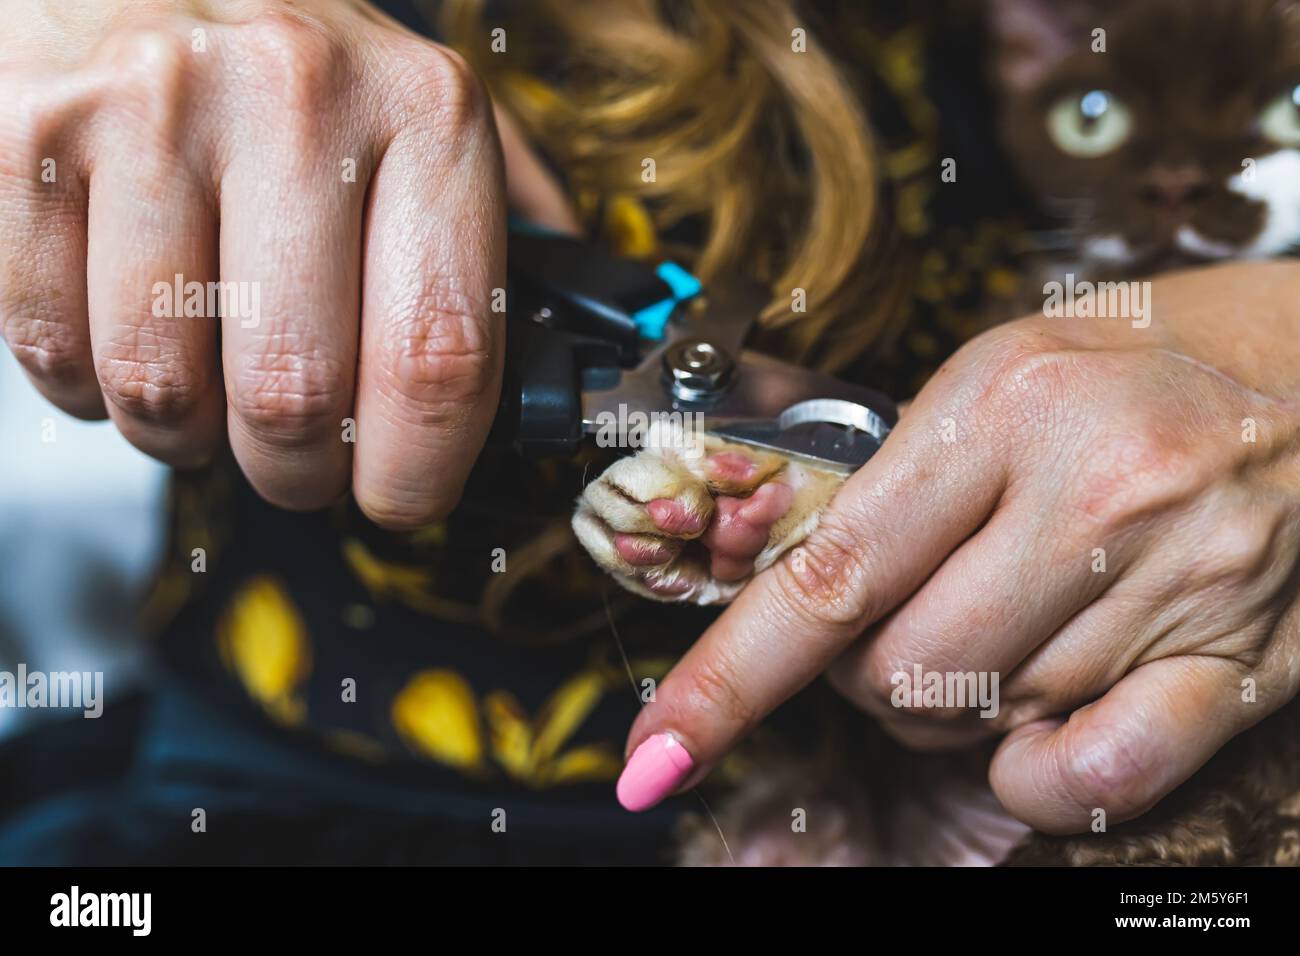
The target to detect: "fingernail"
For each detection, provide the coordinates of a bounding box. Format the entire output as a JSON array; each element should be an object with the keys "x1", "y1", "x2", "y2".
[{"x1": 616, "y1": 733, "x2": 695, "y2": 812}]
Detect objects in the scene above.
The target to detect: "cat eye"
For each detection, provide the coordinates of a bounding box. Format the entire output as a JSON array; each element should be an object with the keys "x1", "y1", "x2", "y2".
[
  {"x1": 1258, "y1": 85, "x2": 1300, "y2": 146},
  {"x1": 1047, "y1": 90, "x2": 1133, "y2": 158}
]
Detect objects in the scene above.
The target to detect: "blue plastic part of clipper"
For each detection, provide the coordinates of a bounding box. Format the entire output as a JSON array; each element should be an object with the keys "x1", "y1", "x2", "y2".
[{"x1": 632, "y1": 262, "x2": 703, "y2": 340}]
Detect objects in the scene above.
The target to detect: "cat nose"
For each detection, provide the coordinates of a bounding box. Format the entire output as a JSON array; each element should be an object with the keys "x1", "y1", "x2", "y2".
[{"x1": 1140, "y1": 165, "x2": 1212, "y2": 208}]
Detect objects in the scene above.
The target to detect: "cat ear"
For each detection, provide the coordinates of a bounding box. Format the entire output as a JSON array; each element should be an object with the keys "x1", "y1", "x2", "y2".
[{"x1": 987, "y1": 0, "x2": 1095, "y2": 94}]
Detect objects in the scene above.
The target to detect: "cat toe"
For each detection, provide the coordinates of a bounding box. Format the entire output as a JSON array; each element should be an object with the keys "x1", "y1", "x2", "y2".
[
  {"x1": 701, "y1": 483, "x2": 796, "y2": 579},
  {"x1": 580, "y1": 455, "x2": 714, "y2": 538},
  {"x1": 612, "y1": 532, "x2": 681, "y2": 567}
]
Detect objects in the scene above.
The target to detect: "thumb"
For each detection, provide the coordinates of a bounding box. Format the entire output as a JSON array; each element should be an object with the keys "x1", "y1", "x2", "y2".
[{"x1": 988, "y1": 656, "x2": 1258, "y2": 834}]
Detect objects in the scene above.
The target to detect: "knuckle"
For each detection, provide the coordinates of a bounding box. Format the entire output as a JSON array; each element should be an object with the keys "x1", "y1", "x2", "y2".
[
  {"x1": 1069, "y1": 430, "x2": 1202, "y2": 534},
  {"x1": 2, "y1": 311, "x2": 86, "y2": 385},
  {"x1": 238, "y1": 11, "x2": 348, "y2": 116},
  {"x1": 427, "y1": 46, "x2": 486, "y2": 122},
  {"x1": 100, "y1": 26, "x2": 192, "y2": 128},
  {"x1": 1185, "y1": 511, "x2": 1279, "y2": 588},
  {"x1": 107, "y1": 25, "x2": 193, "y2": 80},
  {"x1": 390, "y1": 43, "x2": 489, "y2": 134},
  {"x1": 231, "y1": 350, "x2": 350, "y2": 443},
  {"x1": 685, "y1": 654, "x2": 758, "y2": 732},
  {"x1": 977, "y1": 337, "x2": 1073, "y2": 426},
  {"x1": 378, "y1": 294, "x2": 496, "y2": 415},
  {"x1": 1, "y1": 86, "x2": 57, "y2": 166},
  {"x1": 96, "y1": 352, "x2": 203, "y2": 425},
  {"x1": 769, "y1": 510, "x2": 879, "y2": 630},
  {"x1": 1057, "y1": 723, "x2": 1153, "y2": 820}
]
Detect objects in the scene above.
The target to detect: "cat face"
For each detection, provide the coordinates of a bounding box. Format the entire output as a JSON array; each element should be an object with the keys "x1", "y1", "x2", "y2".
[{"x1": 990, "y1": 0, "x2": 1300, "y2": 271}]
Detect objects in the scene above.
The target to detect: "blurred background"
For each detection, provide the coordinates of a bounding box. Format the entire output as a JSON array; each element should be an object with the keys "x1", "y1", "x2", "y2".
[{"x1": 0, "y1": 347, "x2": 167, "y2": 741}]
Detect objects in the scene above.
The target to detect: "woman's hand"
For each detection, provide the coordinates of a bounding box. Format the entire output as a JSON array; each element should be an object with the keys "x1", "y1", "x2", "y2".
[
  {"x1": 614, "y1": 261, "x2": 1300, "y2": 831},
  {"x1": 0, "y1": 0, "x2": 568, "y2": 528}
]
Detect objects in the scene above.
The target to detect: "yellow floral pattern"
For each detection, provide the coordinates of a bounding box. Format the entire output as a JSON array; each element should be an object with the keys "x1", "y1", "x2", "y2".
[
  {"x1": 217, "y1": 576, "x2": 312, "y2": 726},
  {"x1": 391, "y1": 670, "x2": 487, "y2": 772},
  {"x1": 392, "y1": 665, "x2": 642, "y2": 786}
]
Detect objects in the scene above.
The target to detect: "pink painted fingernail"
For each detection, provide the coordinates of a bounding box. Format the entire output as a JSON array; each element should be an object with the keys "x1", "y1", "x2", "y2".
[{"x1": 616, "y1": 733, "x2": 695, "y2": 812}]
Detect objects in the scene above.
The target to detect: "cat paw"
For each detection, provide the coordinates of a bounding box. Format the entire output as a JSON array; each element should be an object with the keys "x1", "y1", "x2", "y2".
[{"x1": 572, "y1": 427, "x2": 845, "y2": 605}]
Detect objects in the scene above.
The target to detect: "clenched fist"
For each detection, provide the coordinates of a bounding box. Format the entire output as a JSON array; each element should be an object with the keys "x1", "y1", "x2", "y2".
[{"x1": 0, "y1": 0, "x2": 507, "y2": 527}]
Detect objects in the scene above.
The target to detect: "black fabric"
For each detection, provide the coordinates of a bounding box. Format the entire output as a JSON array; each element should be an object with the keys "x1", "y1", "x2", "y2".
[{"x1": 0, "y1": 688, "x2": 672, "y2": 865}]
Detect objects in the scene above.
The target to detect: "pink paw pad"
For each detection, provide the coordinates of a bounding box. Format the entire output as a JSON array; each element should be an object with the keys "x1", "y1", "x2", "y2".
[
  {"x1": 707, "y1": 452, "x2": 759, "y2": 483},
  {"x1": 614, "y1": 534, "x2": 675, "y2": 566},
  {"x1": 644, "y1": 576, "x2": 693, "y2": 597},
  {"x1": 646, "y1": 498, "x2": 707, "y2": 536},
  {"x1": 701, "y1": 482, "x2": 795, "y2": 569}
]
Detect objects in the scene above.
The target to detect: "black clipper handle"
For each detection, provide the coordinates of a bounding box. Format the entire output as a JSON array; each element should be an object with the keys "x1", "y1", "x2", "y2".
[{"x1": 490, "y1": 230, "x2": 677, "y2": 457}]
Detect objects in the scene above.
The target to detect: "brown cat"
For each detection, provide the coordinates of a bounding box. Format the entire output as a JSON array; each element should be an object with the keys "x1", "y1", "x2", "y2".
[
  {"x1": 574, "y1": 0, "x2": 1300, "y2": 866},
  {"x1": 995, "y1": 0, "x2": 1300, "y2": 277}
]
